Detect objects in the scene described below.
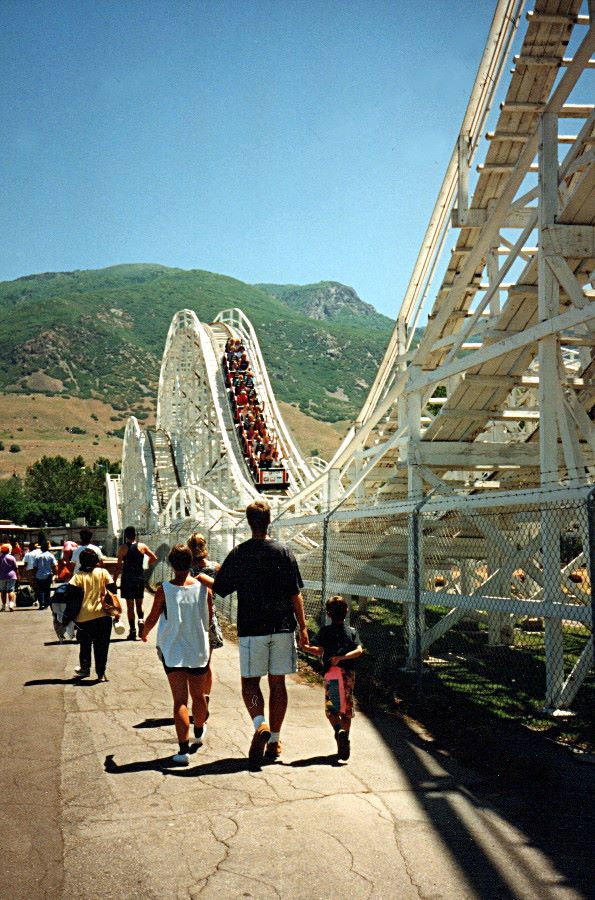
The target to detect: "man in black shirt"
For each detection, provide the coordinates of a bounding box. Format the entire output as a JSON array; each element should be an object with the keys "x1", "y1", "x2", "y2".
[{"x1": 213, "y1": 500, "x2": 308, "y2": 766}]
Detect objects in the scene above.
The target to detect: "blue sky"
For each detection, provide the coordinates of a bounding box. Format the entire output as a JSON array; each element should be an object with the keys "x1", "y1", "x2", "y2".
[{"x1": 2, "y1": 1, "x2": 520, "y2": 317}]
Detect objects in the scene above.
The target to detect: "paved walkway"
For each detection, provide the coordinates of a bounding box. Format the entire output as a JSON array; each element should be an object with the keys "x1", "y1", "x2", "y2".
[{"x1": 1, "y1": 603, "x2": 591, "y2": 899}]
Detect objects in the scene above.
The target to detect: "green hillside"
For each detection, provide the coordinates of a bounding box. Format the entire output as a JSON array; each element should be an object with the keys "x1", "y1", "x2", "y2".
[{"x1": 0, "y1": 265, "x2": 394, "y2": 423}]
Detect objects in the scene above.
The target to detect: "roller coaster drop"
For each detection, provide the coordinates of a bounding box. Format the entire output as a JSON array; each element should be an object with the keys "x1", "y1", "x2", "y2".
[{"x1": 108, "y1": 1, "x2": 595, "y2": 711}]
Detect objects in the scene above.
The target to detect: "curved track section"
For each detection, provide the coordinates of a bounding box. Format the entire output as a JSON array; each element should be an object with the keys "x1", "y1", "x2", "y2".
[{"x1": 114, "y1": 307, "x2": 318, "y2": 535}]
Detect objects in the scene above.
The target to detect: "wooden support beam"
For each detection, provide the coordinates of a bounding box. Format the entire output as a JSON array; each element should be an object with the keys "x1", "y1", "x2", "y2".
[
  {"x1": 542, "y1": 225, "x2": 595, "y2": 259},
  {"x1": 417, "y1": 441, "x2": 543, "y2": 467},
  {"x1": 477, "y1": 163, "x2": 539, "y2": 174},
  {"x1": 436, "y1": 408, "x2": 540, "y2": 421},
  {"x1": 500, "y1": 101, "x2": 544, "y2": 112},
  {"x1": 407, "y1": 303, "x2": 595, "y2": 395},
  {"x1": 452, "y1": 207, "x2": 536, "y2": 228},
  {"x1": 559, "y1": 104, "x2": 595, "y2": 118},
  {"x1": 513, "y1": 55, "x2": 595, "y2": 69},
  {"x1": 525, "y1": 11, "x2": 589, "y2": 25}
]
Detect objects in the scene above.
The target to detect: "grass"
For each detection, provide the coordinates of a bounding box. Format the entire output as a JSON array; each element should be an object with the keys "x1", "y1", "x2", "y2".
[{"x1": 336, "y1": 599, "x2": 594, "y2": 755}]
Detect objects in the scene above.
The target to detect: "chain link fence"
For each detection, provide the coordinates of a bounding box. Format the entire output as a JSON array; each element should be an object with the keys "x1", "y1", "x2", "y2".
[
  {"x1": 129, "y1": 485, "x2": 593, "y2": 729},
  {"x1": 277, "y1": 485, "x2": 594, "y2": 723}
]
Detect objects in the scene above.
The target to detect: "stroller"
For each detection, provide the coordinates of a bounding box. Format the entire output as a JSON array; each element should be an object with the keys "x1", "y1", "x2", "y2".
[{"x1": 50, "y1": 582, "x2": 77, "y2": 643}]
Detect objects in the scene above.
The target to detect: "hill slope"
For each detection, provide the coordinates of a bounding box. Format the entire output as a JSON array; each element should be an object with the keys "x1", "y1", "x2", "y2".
[
  {"x1": 0, "y1": 265, "x2": 393, "y2": 423},
  {"x1": 255, "y1": 280, "x2": 392, "y2": 328}
]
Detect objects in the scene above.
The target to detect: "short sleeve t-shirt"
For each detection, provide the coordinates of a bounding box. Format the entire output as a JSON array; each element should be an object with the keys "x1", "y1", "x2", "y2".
[
  {"x1": 33, "y1": 550, "x2": 56, "y2": 580},
  {"x1": 71, "y1": 568, "x2": 111, "y2": 622},
  {"x1": 71, "y1": 543, "x2": 103, "y2": 574},
  {"x1": 0, "y1": 554, "x2": 18, "y2": 581},
  {"x1": 213, "y1": 538, "x2": 303, "y2": 637},
  {"x1": 314, "y1": 623, "x2": 361, "y2": 673}
]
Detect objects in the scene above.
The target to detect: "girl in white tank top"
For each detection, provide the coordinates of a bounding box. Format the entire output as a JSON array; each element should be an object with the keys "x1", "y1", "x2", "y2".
[{"x1": 141, "y1": 545, "x2": 213, "y2": 767}]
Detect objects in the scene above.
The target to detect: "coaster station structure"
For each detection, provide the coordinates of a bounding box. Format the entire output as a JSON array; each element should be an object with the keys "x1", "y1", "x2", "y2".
[{"x1": 108, "y1": 0, "x2": 595, "y2": 710}]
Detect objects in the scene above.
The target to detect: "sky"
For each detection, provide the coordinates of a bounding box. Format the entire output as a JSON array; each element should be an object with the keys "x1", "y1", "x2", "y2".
[{"x1": 0, "y1": 1, "x2": 542, "y2": 318}]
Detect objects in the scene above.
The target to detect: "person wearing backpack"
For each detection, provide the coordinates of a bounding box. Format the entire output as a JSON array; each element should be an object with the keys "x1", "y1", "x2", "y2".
[
  {"x1": 70, "y1": 548, "x2": 113, "y2": 682},
  {"x1": 302, "y1": 595, "x2": 363, "y2": 762}
]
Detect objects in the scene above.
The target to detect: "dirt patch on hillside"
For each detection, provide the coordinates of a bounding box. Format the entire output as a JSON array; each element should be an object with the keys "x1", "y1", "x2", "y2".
[
  {"x1": 0, "y1": 393, "x2": 350, "y2": 477},
  {"x1": 278, "y1": 401, "x2": 349, "y2": 461},
  {"x1": 0, "y1": 394, "x2": 154, "y2": 477}
]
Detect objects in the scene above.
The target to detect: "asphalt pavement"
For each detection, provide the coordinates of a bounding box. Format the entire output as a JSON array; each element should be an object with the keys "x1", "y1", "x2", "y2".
[{"x1": 0, "y1": 601, "x2": 591, "y2": 899}]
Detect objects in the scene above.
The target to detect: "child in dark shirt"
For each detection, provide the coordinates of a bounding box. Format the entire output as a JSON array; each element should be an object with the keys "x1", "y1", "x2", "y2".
[{"x1": 303, "y1": 595, "x2": 363, "y2": 761}]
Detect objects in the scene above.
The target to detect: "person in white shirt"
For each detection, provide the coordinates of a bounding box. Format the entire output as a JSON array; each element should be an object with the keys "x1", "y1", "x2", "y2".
[
  {"x1": 23, "y1": 541, "x2": 42, "y2": 587},
  {"x1": 70, "y1": 529, "x2": 104, "y2": 574}
]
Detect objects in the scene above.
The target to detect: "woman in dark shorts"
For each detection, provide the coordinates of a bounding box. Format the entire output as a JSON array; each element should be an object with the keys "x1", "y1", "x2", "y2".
[
  {"x1": 113, "y1": 526, "x2": 157, "y2": 640},
  {"x1": 141, "y1": 545, "x2": 213, "y2": 766}
]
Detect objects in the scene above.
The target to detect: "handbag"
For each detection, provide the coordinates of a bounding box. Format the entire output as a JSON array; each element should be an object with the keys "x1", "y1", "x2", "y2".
[
  {"x1": 324, "y1": 665, "x2": 347, "y2": 715},
  {"x1": 101, "y1": 588, "x2": 122, "y2": 618},
  {"x1": 209, "y1": 611, "x2": 224, "y2": 649}
]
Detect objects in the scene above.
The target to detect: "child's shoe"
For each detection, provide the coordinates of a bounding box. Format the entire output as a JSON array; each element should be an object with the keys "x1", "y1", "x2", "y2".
[
  {"x1": 265, "y1": 740, "x2": 282, "y2": 761},
  {"x1": 336, "y1": 729, "x2": 350, "y2": 761}
]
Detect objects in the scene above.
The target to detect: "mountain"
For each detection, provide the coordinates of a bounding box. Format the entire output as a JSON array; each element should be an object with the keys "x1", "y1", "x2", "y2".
[
  {"x1": 0, "y1": 265, "x2": 394, "y2": 423},
  {"x1": 255, "y1": 281, "x2": 392, "y2": 328}
]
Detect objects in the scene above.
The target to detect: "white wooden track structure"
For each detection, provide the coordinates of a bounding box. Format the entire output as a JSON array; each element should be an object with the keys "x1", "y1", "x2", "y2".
[{"x1": 107, "y1": 0, "x2": 595, "y2": 710}]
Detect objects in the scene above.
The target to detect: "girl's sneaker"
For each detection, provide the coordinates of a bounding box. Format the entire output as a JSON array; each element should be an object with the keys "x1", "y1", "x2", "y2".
[
  {"x1": 170, "y1": 751, "x2": 190, "y2": 766},
  {"x1": 336, "y1": 730, "x2": 351, "y2": 761},
  {"x1": 191, "y1": 724, "x2": 207, "y2": 751}
]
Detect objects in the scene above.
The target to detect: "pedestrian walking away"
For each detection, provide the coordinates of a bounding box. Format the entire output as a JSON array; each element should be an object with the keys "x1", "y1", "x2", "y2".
[
  {"x1": 0, "y1": 544, "x2": 18, "y2": 611},
  {"x1": 187, "y1": 532, "x2": 224, "y2": 720},
  {"x1": 209, "y1": 500, "x2": 308, "y2": 767},
  {"x1": 302, "y1": 595, "x2": 363, "y2": 762},
  {"x1": 70, "y1": 529, "x2": 103, "y2": 575},
  {"x1": 23, "y1": 540, "x2": 41, "y2": 592},
  {"x1": 32, "y1": 539, "x2": 57, "y2": 610},
  {"x1": 141, "y1": 544, "x2": 213, "y2": 767},
  {"x1": 113, "y1": 526, "x2": 157, "y2": 640},
  {"x1": 70, "y1": 548, "x2": 113, "y2": 682}
]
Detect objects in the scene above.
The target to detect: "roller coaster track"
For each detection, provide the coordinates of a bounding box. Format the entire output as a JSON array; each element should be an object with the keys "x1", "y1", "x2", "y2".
[
  {"x1": 106, "y1": 1, "x2": 594, "y2": 712},
  {"x1": 110, "y1": 0, "x2": 595, "y2": 538},
  {"x1": 116, "y1": 306, "x2": 321, "y2": 535}
]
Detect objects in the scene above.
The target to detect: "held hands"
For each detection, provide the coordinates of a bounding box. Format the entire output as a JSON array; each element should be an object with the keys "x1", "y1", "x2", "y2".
[
  {"x1": 329, "y1": 655, "x2": 343, "y2": 667},
  {"x1": 298, "y1": 625, "x2": 309, "y2": 649}
]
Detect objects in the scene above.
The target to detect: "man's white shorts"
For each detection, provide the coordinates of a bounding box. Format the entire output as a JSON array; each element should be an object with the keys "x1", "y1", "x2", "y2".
[{"x1": 239, "y1": 632, "x2": 297, "y2": 678}]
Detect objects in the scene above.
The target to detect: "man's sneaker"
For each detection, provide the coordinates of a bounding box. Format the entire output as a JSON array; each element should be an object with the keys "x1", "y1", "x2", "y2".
[
  {"x1": 336, "y1": 729, "x2": 350, "y2": 761},
  {"x1": 137, "y1": 619, "x2": 145, "y2": 638},
  {"x1": 190, "y1": 723, "x2": 207, "y2": 751},
  {"x1": 97, "y1": 674, "x2": 109, "y2": 682},
  {"x1": 248, "y1": 722, "x2": 271, "y2": 766},
  {"x1": 74, "y1": 666, "x2": 91, "y2": 679},
  {"x1": 265, "y1": 740, "x2": 282, "y2": 761},
  {"x1": 127, "y1": 629, "x2": 137, "y2": 641},
  {"x1": 170, "y1": 751, "x2": 190, "y2": 767}
]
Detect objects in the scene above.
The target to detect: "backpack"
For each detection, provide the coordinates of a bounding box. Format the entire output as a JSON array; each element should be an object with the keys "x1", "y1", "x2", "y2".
[{"x1": 51, "y1": 582, "x2": 84, "y2": 625}]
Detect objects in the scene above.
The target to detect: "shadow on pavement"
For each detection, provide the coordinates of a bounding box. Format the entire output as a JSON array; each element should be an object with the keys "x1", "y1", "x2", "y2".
[
  {"x1": 24, "y1": 678, "x2": 101, "y2": 687},
  {"x1": 369, "y1": 712, "x2": 593, "y2": 899},
  {"x1": 133, "y1": 717, "x2": 177, "y2": 729},
  {"x1": 104, "y1": 753, "x2": 251, "y2": 777},
  {"x1": 289, "y1": 754, "x2": 341, "y2": 768}
]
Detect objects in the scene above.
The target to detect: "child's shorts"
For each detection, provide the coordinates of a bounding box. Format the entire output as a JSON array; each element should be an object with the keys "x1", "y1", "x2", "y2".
[{"x1": 325, "y1": 669, "x2": 355, "y2": 719}]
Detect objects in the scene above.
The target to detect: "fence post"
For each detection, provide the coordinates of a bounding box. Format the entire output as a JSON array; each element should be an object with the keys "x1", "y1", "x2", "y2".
[
  {"x1": 411, "y1": 508, "x2": 423, "y2": 693},
  {"x1": 320, "y1": 514, "x2": 330, "y2": 627},
  {"x1": 588, "y1": 487, "x2": 595, "y2": 664}
]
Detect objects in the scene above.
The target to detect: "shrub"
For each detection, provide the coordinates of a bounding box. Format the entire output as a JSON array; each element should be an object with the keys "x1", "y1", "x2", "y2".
[{"x1": 9, "y1": 444, "x2": 21, "y2": 453}]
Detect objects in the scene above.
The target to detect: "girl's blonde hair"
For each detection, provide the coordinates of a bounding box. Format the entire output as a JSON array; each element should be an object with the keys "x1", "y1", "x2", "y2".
[{"x1": 187, "y1": 532, "x2": 208, "y2": 560}]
